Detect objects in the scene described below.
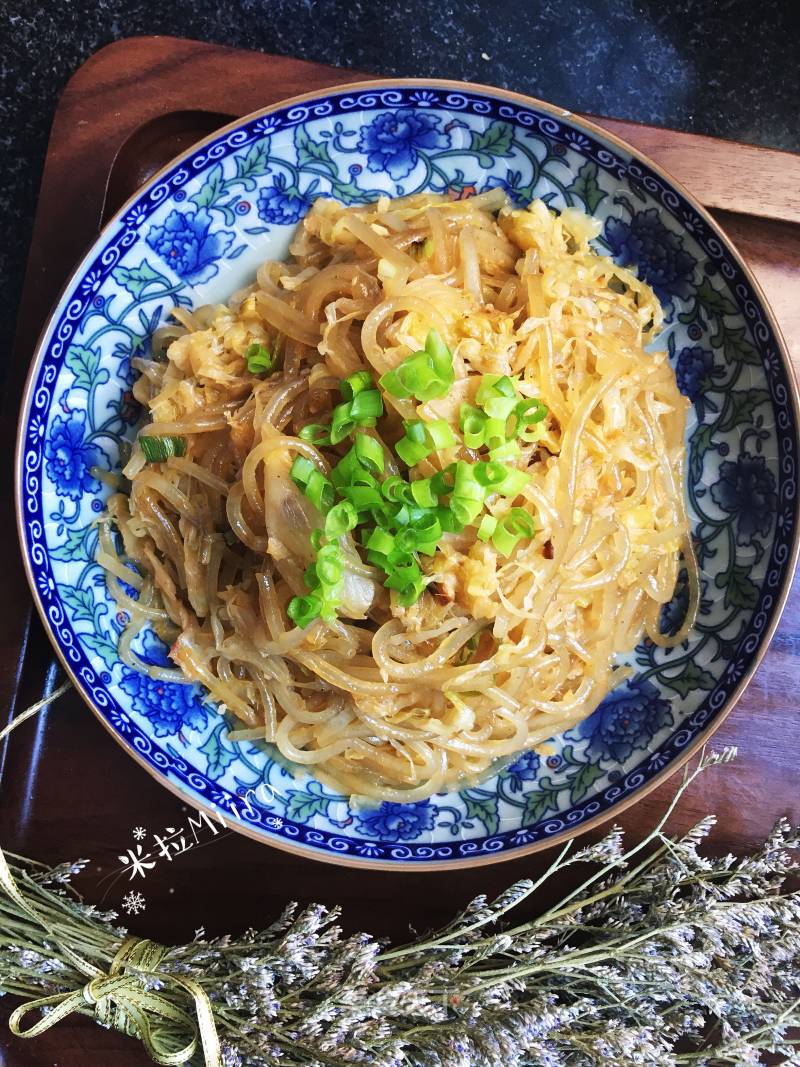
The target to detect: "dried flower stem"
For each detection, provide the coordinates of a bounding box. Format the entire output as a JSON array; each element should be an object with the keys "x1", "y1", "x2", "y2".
[{"x1": 0, "y1": 724, "x2": 798, "y2": 1066}]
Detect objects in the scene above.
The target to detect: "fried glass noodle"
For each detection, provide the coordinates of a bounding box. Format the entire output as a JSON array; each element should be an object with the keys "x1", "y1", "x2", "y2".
[{"x1": 102, "y1": 190, "x2": 698, "y2": 803}]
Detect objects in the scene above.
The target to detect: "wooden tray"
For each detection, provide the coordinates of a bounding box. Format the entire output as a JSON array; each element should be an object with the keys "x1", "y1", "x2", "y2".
[{"x1": 2, "y1": 37, "x2": 799, "y2": 1066}]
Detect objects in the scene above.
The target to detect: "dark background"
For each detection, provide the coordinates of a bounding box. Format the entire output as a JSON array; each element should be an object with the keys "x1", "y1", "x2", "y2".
[{"x1": 2, "y1": 0, "x2": 799, "y2": 377}]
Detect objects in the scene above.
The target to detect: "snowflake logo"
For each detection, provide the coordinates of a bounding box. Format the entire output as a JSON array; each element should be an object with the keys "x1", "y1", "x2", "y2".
[
  {"x1": 132, "y1": 827, "x2": 147, "y2": 841},
  {"x1": 122, "y1": 891, "x2": 146, "y2": 915}
]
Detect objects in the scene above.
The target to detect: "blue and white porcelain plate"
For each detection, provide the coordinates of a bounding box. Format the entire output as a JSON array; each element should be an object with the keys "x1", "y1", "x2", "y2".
[{"x1": 17, "y1": 80, "x2": 798, "y2": 868}]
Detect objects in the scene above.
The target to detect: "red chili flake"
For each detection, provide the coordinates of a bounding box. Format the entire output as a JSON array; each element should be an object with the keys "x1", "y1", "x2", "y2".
[
  {"x1": 543, "y1": 539, "x2": 554, "y2": 560},
  {"x1": 429, "y1": 581, "x2": 452, "y2": 604}
]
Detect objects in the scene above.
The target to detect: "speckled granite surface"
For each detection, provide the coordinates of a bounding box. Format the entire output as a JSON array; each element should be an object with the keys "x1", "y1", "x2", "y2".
[{"x1": 2, "y1": 1, "x2": 799, "y2": 369}]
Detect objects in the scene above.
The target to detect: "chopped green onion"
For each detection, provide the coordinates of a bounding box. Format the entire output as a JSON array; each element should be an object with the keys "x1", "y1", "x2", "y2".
[
  {"x1": 451, "y1": 499, "x2": 482, "y2": 525},
  {"x1": 325, "y1": 501, "x2": 358, "y2": 538},
  {"x1": 348, "y1": 468, "x2": 379, "y2": 490},
  {"x1": 340, "y1": 370, "x2": 374, "y2": 402},
  {"x1": 516, "y1": 397, "x2": 549, "y2": 424},
  {"x1": 366, "y1": 528, "x2": 395, "y2": 555},
  {"x1": 304, "y1": 469, "x2": 335, "y2": 512},
  {"x1": 384, "y1": 562, "x2": 425, "y2": 606},
  {"x1": 410, "y1": 478, "x2": 437, "y2": 508},
  {"x1": 342, "y1": 485, "x2": 383, "y2": 511},
  {"x1": 245, "y1": 343, "x2": 275, "y2": 376},
  {"x1": 298, "y1": 423, "x2": 331, "y2": 446},
  {"x1": 403, "y1": 420, "x2": 428, "y2": 444},
  {"x1": 492, "y1": 507, "x2": 536, "y2": 554},
  {"x1": 330, "y1": 401, "x2": 358, "y2": 444},
  {"x1": 287, "y1": 594, "x2": 321, "y2": 628},
  {"x1": 382, "y1": 475, "x2": 411, "y2": 503},
  {"x1": 504, "y1": 507, "x2": 536, "y2": 536},
  {"x1": 437, "y1": 505, "x2": 464, "y2": 534},
  {"x1": 398, "y1": 353, "x2": 449, "y2": 402},
  {"x1": 476, "y1": 374, "x2": 517, "y2": 407},
  {"x1": 331, "y1": 449, "x2": 363, "y2": 488},
  {"x1": 139, "y1": 435, "x2": 187, "y2": 463},
  {"x1": 387, "y1": 547, "x2": 416, "y2": 570},
  {"x1": 378, "y1": 368, "x2": 411, "y2": 400},
  {"x1": 483, "y1": 417, "x2": 508, "y2": 451},
  {"x1": 514, "y1": 398, "x2": 548, "y2": 443},
  {"x1": 453, "y1": 461, "x2": 484, "y2": 501},
  {"x1": 304, "y1": 562, "x2": 321, "y2": 590},
  {"x1": 483, "y1": 394, "x2": 518, "y2": 420},
  {"x1": 391, "y1": 503, "x2": 412, "y2": 526},
  {"x1": 477, "y1": 513, "x2": 498, "y2": 542},
  {"x1": 315, "y1": 544, "x2": 344, "y2": 586},
  {"x1": 395, "y1": 528, "x2": 419, "y2": 554},
  {"x1": 290, "y1": 455, "x2": 315, "y2": 488},
  {"x1": 395, "y1": 436, "x2": 431, "y2": 467},
  {"x1": 379, "y1": 334, "x2": 454, "y2": 403},
  {"x1": 475, "y1": 461, "x2": 509, "y2": 488},
  {"x1": 354, "y1": 433, "x2": 385, "y2": 475},
  {"x1": 520, "y1": 421, "x2": 547, "y2": 444},
  {"x1": 350, "y1": 389, "x2": 383, "y2": 422},
  {"x1": 431, "y1": 464, "x2": 457, "y2": 496},
  {"x1": 416, "y1": 511, "x2": 442, "y2": 544},
  {"x1": 491, "y1": 523, "x2": 520, "y2": 556},
  {"x1": 310, "y1": 529, "x2": 324, "y2": 551},
  {"x1": 460, "y1": 404, "x2": 488, "y2": 449},
  {"x1": 452, "y1": 461, "x2": 486, "y2": 525},
  {"x1": 488, "y1": 440, "x2": 521, "y2": 464},
  {"x1": 495, "y1": 468, "x2": 529, "y2": 498},
  {"x1": 424, "y1": 329, "x2": 453, "y2": 378},
  {"x1": 424, "y1": 418, "x2": 456, "y2": 451}
]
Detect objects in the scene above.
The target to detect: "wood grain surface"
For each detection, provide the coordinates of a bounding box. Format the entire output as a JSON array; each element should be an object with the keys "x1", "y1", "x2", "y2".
[{"x1": 1, "y1": 37, "x2": 798, "y2": 1067}]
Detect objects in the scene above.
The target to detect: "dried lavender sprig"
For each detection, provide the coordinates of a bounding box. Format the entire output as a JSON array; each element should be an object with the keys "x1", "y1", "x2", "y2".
[{"x1": 0, "y1": 746, "x2": 798, "y2": 1067}]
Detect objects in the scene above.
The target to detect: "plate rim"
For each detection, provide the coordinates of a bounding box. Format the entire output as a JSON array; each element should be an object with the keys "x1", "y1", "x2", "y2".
[{"x1": 14, "y1": 76, "x2": 800, "y2": 870}]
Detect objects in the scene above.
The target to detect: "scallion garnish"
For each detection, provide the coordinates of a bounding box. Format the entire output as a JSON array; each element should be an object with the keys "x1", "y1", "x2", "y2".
[
  {"x1": 290, "y1": 455, "x2": 316, "y2": 489},
  {"x1": 460, "y1": 404, "x2": 488, "y2": 449},
  {"x1": 424, "y1": 419, "x2": 456, "y2": 451},
  {"x1": 304, "y1": 469, "x2": 336, "y2": 512},
  {"x1": 350, "y1": 389, "x2": 383, "y2": 422},
  {"x1": 477, "y1": 513, "x2": 498, "y2": 542},
  {"x1": 474, "y1": 461, "x2": 510, "y2": 488},
  {"x1": 366, "y1": 527, "x2": 394, "y2": 556},
  {"x1": 330, "y1": 400, "x2": 358, "y2": 444},
  {"x1": 287, "y1": 594, "x2": 322, "y2": 628},
  {"x1": 492, "y1": 507, "x2": 536, "y2": 555},
  {"x1": 298, "y1": 423, "x2": 332, "y2": 446},
  {"x1": 395, "y1": 436, "x2": 431, "y2": 467},
  {"x1": 379, "y1": 330, "x2": 455, "y2": 402},
  {"x1": 325, "y1": 501, "x2": 358, "y2": 538},
  {"x1": 342, "y1": 485, "x2": 383, "y2": 511},
  {"x1": 285, "y1": 328, "x2": 543, "y2": 627},
  {"x1": 139, "y1": 434, "x2": 187, "y2": 463},
  {"x1": 245, "y1": 343, "x2": 275, "y2": 376},
  {"x1": 340, "y1": 370, "x2": 374, "y2": 402},
  {"x1": 451, "y1": 461, "x2": 485, "y2": 525},
  {"x1": 488, "y1": 439, "x2": 521, "y2": 464},
  {"x1": 354, "y1": 434, "x2": 385, "y2": 476},
  {"x1": 494, "y1": 467, "x2": 529, "y2": 498},
  {"x1": 290, "y1": 456, "x2": 335, "y2": 512},
  {"x1": 315, "y1": 544, "x2": 344, "y2": 587},
  {"x1": 410, "y1": 478, "x2": 437, "y2": 508}
]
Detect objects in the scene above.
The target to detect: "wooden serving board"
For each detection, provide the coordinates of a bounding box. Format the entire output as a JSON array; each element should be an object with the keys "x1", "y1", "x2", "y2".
[{"x1": 1, "y1": 37, "x2": 799, "y2": 1066}]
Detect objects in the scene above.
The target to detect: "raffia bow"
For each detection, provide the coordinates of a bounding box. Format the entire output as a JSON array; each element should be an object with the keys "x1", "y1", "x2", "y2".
[{"x1": 0, "y1": 848, "x2": 221, "y2": 1066}]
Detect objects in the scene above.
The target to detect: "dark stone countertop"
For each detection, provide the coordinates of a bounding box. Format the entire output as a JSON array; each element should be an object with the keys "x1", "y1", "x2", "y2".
[{"x1": 2, "y1": 0, "x2": 799, "y2": 369}]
